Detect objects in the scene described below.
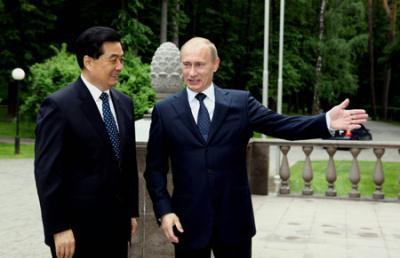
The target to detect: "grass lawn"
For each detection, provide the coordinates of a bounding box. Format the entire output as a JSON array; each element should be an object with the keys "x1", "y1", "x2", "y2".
[
  {"x1": 0, "y1": 105, "x2": 35, "y2": 138},
  {"x1": 0, "y1": 120, "x2": 35, "y2": 138},
  {"x1": 0, "y1": 143, "x2": 34, "y2": 159},
  {"x1": 290, "y1": 160, "x2": 400, "y2": 198}
]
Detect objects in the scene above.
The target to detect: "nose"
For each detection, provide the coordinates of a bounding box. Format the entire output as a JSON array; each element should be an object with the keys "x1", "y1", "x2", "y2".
[
  {"x1": 115, "y1": 60, "x2": 123, "y2": 71},
  {"x1": 188, "y1": 65, "x2": 197, "y2": 76}
]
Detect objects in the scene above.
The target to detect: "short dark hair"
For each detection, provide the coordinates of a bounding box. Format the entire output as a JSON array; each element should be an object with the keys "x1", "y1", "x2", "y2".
[{"x1": 75, "y1": 26, "x2": 121, "y2": 69}]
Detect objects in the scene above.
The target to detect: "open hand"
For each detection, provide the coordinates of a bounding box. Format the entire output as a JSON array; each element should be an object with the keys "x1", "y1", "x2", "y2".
[{"x1": 328, "y1": 99, "x2": 368, "y2": 131}]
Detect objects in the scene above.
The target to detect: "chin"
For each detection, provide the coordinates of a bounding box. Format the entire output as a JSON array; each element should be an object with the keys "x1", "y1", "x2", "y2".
[
  {"x1": 109, "y1": 80, "x2": 118, "y2": 87},
  {"x1": 188, "y1": 85, "x2": 202, "y2": 92}
]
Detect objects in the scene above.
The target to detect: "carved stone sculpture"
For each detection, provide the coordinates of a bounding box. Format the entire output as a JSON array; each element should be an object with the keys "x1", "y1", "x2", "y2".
[{"x1": 150, "y1": 42, "x2": 182, "y2": 100}]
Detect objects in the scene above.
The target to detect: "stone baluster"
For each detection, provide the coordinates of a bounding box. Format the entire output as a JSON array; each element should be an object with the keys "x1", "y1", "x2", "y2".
[
  {"x1": 302, "y1": 146, "x2": 314, "y2": 196},
  {"x1": 348, "y1": 148, "x2": 361, "y2": 198},
  {"x1": 325, "y1": 147, "x2": 337, "y2": 197},
  {"x1": 279, "y1": 146, "x2": 291, "y2": 194},
  {"x1": 373, "y1": 148, "x2": 385, "y2": 200}
]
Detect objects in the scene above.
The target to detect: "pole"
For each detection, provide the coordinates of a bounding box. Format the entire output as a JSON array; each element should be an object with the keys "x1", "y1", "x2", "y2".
[
  {"x1": 262, "y1": 0, "x2": 270, "y2": 108},
  {"x1": 15, "y1": 81, "x2": 20, "y2": 154},
  {"x1": 11, "y1": 68, "x2": 25, "y2": 155},
  {"x1": 275, "y1": 0, "x2": 285, "y2": 176},
  {"x1": 277, "y1": 0, "x2": 285, "y2": 114}
]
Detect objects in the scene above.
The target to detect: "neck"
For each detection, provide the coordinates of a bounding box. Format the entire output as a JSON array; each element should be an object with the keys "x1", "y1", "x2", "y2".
[{"x1": 81, "y1": 70, "x2": 110, "y2": 91}]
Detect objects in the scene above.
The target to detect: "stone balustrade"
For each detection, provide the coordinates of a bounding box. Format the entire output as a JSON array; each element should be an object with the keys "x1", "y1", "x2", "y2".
[{"x1": 252, "y1": 138, "x2": 400, "y2": 201}]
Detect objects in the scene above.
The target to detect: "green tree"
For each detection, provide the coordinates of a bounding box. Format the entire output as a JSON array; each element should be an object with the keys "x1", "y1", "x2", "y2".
[
  {"x1": 113, "y1": 0, "x2": 153, "y2": 55},
  {"x1": 0, "y1": 0, "x2": 62, "y2": 116},
  {"x1": 313, "y1": 0, "x2": 367, "y2": 111}
]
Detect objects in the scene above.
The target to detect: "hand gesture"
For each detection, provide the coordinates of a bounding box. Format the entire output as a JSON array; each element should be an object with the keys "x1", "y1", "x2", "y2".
[{"x1": 328, "y1": 99, "x2": 368, "y2": 130}]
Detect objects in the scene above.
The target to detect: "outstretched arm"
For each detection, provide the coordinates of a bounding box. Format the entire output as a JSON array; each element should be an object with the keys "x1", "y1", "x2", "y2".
[{"x1": 328, "y1": 99, "x2": 368, "y2": 130}]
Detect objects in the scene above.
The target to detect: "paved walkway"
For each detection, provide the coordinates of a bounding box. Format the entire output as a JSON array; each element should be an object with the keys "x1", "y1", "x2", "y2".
[
  {"x1": 0, "y1": 159, "x2": 49, "y2": 258},
  {"x1": 252, "y1": 196, "x2": 400, "y2": 258},
  {"x1": 0, "y1": 136, "x2": 34, "y2": 144}
]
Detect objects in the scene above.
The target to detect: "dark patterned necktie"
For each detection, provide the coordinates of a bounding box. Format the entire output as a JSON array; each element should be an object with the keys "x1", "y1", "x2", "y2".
[
  {"x1": 195, "y1": 93, "x2": 211, "y2": 141},
  {"x1": 100, "y1": 92, "x2": 121, "y2": 160}
]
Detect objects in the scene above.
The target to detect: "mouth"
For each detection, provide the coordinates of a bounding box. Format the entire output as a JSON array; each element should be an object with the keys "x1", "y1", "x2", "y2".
[
  {"x1": 187, "y1": 78, "x2": 200, "y2": 84},
  {"x1": 111, "y1": 74, "x2": 119, "y2": 80}
]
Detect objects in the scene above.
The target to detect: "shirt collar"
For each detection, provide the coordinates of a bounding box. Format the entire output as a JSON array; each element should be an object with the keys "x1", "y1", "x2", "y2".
[
  {"x1": 81, "y1": 74, "x2": 110, "y2": 101},
  {"x1": 186, "y1": 83, "x2": 215, "y2": 102}
]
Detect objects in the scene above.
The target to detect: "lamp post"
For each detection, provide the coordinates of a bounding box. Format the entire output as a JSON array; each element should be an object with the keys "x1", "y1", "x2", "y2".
[{"x1": 11, "y1": 68, "x2": 25, "y2": 154}]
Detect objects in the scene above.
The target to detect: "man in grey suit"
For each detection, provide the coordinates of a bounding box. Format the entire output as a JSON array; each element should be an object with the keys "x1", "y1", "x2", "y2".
[{"x1": 144, "y1": 37, "x2": 368, "y2": 258}]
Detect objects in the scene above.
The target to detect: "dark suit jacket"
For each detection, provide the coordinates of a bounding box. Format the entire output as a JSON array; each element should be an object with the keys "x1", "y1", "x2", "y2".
[
  {"x1": 34, "y1": 77, "x2": 139, "y2": 245},
  {"x1": 144, "y1": 86, "x2": 331, "y2": 249}
]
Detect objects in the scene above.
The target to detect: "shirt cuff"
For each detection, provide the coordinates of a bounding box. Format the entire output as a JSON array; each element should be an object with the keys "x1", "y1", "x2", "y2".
[{"x1": 325, "y1": 111, "x2": 335, "y2": 136}]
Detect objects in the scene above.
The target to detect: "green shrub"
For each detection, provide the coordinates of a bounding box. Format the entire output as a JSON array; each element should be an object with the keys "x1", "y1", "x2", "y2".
[
  {"x1": 117, "y1": 52, "x2": 156, "y2": 119},
  {"x1": 20, "y1": 44, "x2": 80, "y2": 120},
  {"x1": 21, "y1": 44, "x2": 155, "y2": 121}
]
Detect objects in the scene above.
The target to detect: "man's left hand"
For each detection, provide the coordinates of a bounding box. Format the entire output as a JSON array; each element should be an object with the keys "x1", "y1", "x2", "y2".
[{"x1": 328, "y1": 99, "x2": 368, "y2": 130}]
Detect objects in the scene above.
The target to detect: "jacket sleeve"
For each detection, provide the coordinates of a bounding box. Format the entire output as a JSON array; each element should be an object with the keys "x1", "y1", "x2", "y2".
[
  {"x1": 34, "y1": 97, "x2": 72, "y2": 238},
  {"x1": 246, "y1": 93, "x2": 332, "y2": 140},
  {"x1": 143, "y1": 105, "x2": 173, "y2": 222}
]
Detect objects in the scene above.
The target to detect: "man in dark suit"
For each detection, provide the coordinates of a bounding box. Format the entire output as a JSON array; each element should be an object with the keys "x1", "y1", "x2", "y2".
[
  {"x1": 144, "y1": 37, "x2": 368, "y2": 258},
  {"x1": 34, "y1": 26, "x2": 138, "y2": 258}
]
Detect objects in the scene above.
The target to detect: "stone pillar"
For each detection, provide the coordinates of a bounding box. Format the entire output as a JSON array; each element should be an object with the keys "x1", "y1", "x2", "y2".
[
  {"x1": 129, "y1": 42, "x2": 182, "y2": 258},
  {"x1": 249, "y1": 141, "x2": 270, "y2": 195},
  {"x1": 279, "y1": 146, "x2": 291, "y2": 194},
  {"x1": 302, "y1": 146, "x2": 314, "y2": 196},
  {"x1": 129, "y1": 143, "x2": 174, "y2": 258},
  {"x1": 150, "y1": 42, "x2": 183, "y2": 101}
]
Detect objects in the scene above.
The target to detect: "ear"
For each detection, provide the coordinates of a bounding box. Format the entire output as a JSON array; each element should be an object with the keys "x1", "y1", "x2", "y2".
[
  {"x1": 83, "y1": 55, "x2": 93, "y2": 71},
  {"x1": 213, "y1": 57, "x2": 221, "y2": 72}
]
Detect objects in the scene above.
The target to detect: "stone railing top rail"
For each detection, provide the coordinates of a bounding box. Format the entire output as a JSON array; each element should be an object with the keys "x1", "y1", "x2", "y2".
[{"x1": 251, "y1": 138, "x2": 400, "y2": 149}]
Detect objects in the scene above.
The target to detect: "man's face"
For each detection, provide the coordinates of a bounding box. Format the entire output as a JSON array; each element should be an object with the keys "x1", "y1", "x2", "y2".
[
  {"x1": 86, "y1": 41, "x2": 124, "y2": 90},
  {"x1": 181, "y1": 45, "x2": 220, "y2": 93}
]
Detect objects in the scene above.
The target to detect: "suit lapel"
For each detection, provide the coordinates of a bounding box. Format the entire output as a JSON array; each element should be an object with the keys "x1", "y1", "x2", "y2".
[
  {"x1": 172, "y1": 89, "x2": 205, "y2": 143},
  {"x1": 74, "y1": 78, "x2": 112, "y2": 148},
  {"x1": 171, "y1": 87, "x2": 231, "y2": 145},
  {"x1": 207, "y1": 86, "x2": 231, "y2": 143}
]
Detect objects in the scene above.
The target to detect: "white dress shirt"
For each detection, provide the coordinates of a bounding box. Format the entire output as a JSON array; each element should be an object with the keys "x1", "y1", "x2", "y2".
[
  {"x1": 80, "y1": 74, "x2": 119, "y2": 130},
  {"x1": 187, "y1": 84, "x2": 215, "y2": 123}
]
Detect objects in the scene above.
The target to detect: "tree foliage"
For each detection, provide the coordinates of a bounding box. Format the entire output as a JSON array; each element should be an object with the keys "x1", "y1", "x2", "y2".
[
  {"x1": 20, "y1": 44, "x2": 155, "y2": 121},
  {"x1": 20, "y1": 44, "x2": 80, "y2": 120},
  {"x1": 1, "y1": 0, "x2": 399, "y2": 120}
]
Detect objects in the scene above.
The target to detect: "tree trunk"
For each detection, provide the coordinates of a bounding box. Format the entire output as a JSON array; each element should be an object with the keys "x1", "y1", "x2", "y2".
[
  {"x1": 160, "y1": 0, "x2": 168, "y2": 43},
  {"x1": 381, "y1": 0, "x2": 397, "y2": 120},
  {"x1": 191, "y1": 0, "x2": 199, "y2": 35},
  {"x1": 3, "y1": 0, "x2": 22, "y2": 117},
  {"x1": 368, "y1": 0, "x2": 377, "y2": 119},
  {"x1": 312, "y1": 0, "x2": 326, "y2": 114},
  {"x1": 382, "y1": 68, "x2": 391, "y2": 119},
  {"x1": 172, "y1": 0, "x2": 180, "y2": 46}
]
